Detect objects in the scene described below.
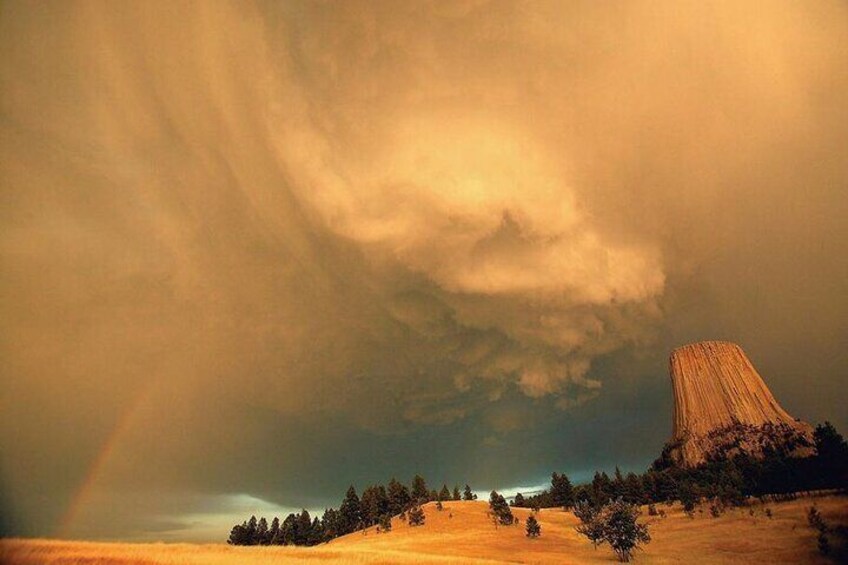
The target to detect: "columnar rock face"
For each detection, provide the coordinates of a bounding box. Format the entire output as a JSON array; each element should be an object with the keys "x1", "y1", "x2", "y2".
[{"x1": 668, "y1": 341, "x2": 813, "y2": 466}]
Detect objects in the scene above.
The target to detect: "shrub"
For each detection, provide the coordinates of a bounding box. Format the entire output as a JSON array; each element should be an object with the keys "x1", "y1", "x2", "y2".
[
  {"x1": 647, "y1": 504, "x2": 658, "y2": 516},
  {"x1": 807, "y1": 505, "x2": 836, "y2": 557},
  {"x1": 808, "y1": 506, "x2": 826, "y2": 532},
  {"x1": 818, "y1": 533, "x2": 830, "y2": 556},
  {"x1": 377, "y1": 514, "x2": 392, "y2": 533},
  {"x1": 525, "y1": 514, "x2": 541, "y2": 538},
  {"x1": 709, "y1": 502, "x2": 722, "y2": 518},
  {"x1": 573, "y1": 501, "x2": 605, "y2": 549},
  {"x1": 678, "y1": 482, "x2": 698, "y2": 516},
  {"x1": 408, "y1": 504, "x2": 425, "y2": 527}
]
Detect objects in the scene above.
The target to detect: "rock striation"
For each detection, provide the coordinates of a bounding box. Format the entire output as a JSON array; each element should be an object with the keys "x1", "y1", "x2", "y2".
[{"x1": 667, "y1": 341, "x2": 813, "y2": 466}]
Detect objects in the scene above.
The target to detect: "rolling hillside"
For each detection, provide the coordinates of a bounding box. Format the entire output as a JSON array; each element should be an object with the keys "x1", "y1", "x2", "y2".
[{"x1": 2, "y1": 495, "x2": 845, "y2": 564}]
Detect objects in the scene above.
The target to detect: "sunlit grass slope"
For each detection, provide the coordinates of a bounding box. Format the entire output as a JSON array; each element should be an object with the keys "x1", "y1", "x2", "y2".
[{"x1": 2, "y1": 495, "x2": 845, "y2": 564}]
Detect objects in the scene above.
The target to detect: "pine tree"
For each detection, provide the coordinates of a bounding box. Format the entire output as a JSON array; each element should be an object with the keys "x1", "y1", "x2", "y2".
[
  {"x1": 339, "y1": 485, "x2": 362, "y2": 534},
  {"x1": 574, "y1": 484, "x2": 593, "y2": 506},
  {"x1": 360, "y1": 485, "x2": 388, "y2": 527},
  {"x1": 439, "y1": 484, "x2": 451, "y2": 501},
  {"x1": 488, "y1": 490, "x2": 514, "y2": 526},
  {"x1": 814, "y1": 421, "x2": 848, "y2": 489},
  {"x1": 246, "y1": 515, "x2": 258, "y2": 545},
  {"x1": 815, "y1": 422, "x2": 848, "y2": 462},
  {"x1": 307, "y1": 517, "x2": 323, "y2": 546},
  {"x1": 463, "y1": 484, "x2": 474, "y2": 501},
  {"x1": 388, "y1": 478, "x2": 411, "y2": 515},
  {"x1": 256, "y1": 517, "x2": 268, "y2": 545},
  {"x1": 377, "y1": 485, "x2": 389, "y2": 515},
  {"x1": 295, "y1": 510, "x2": 312, "y2": 545},
  {"x1": 624, "y1": 472, "x2": 645, "y2": 505},
  {"x1": 452, "y1": 485, "x2": 461, "y2": 501},
  {"x1": 411, "y1": 475, "x2": 429, "y2": 503},
  {"x1": 525, "y1": 514, "x2": 541, "y2": 538},
  {"x1": 281, "y1": 513, "x2": 297, "y2": 545},
  {"x1": 678, "y1": 482, "x2": 698, "y2": 516},
  {"x1": 612, "y1": 467, "x2": 625, "y2": 499},
  {"x1": 513, "y1": 492, "x2": 525, "y2": 507},
  {"x1": 321, "y1": 508, "x2": 341, "y2": 541},
  {"x1": 658, "y1": 472, "x2": 678, "y2": 505},
  {"x1": 592, "y1": 472, "x2": 613, "y2": 506},
  {"x1": 551, "y1": 472, "x2": 575, "y2": 508},
  {"x1": 268, "y1": 516, "x2": 280, "y2": 545},
  {"x1": 642, "y1": 471, "x2": 659, "y2": 503},
  {"x1": 227, "y1": 521, "x2": 249, "y2": 545}
]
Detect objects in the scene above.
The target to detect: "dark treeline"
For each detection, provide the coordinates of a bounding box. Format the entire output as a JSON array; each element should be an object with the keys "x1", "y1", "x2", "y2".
[
  {"x1": 228, "y1": 476, "x2": 476, "y2": 545},
  {"x1": 512, "y1": 422, "x2": 848, "y2": 512},
  {"x1": 228, "y1": 421, "x2": 847, "y2": 545}
]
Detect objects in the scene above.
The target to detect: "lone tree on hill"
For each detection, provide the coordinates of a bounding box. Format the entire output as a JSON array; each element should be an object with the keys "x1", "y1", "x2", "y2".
[
  {"x1": 575, "y1": 498, "x2": 651, "y2": 562},
  {"x1": 408, "y1": 504, "x2": 426, "y2": 526},
  {"x1": 601, "y1": 499, "x2": 651, "y2": 562},
  {"x1": 525, "y1": 514, "x2": 541, "y2": 538},
  {"x1": 488, "y1": 490, "x2": 515, "y2": 526},
  {"x1": 463, "y1": 484, "x2": 474, "y2": 501}
]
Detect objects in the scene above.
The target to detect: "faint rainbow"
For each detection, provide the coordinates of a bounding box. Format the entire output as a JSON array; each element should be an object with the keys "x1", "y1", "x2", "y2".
[{"x1": 57, "y1": 384, "x2": 154, "y2": 538}]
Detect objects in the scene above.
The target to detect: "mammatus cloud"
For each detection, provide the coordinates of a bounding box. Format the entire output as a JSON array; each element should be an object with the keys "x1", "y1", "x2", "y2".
[
  {"x1": 1, "y1": 0, "x2": 846, "y2": 541},
  {"x1": 265, "y1": 4, "x2": 668, "y2": 400}
]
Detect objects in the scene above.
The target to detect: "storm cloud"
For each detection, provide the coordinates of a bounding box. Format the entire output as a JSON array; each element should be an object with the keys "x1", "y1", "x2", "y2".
[{"x1": 1, "y1": 0, "x2": 846, "y2": 540}]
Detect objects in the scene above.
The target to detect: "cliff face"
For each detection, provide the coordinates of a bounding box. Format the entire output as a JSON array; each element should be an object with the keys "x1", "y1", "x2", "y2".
[{"x1": 668, "y1": 341, "x2": 813, "y2": 466}]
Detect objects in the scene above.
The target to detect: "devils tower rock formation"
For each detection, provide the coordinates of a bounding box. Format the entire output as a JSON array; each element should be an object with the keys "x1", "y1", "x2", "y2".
[{"x1": 667, "y1": 341, "x2": 813, "y2": 467}]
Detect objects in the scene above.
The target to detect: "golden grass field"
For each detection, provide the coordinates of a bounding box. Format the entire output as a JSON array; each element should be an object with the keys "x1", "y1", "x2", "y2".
[{"x1": 2, "y1": 495, "x2": 845, "y2": 564}]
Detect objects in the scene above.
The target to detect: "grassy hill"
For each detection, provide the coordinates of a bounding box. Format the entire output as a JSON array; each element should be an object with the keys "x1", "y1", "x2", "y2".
[{"x1": 2, "y1": 495, "x2": 845, "y2": 564}]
